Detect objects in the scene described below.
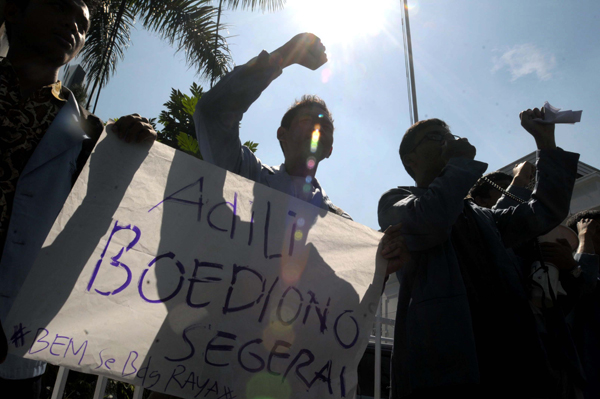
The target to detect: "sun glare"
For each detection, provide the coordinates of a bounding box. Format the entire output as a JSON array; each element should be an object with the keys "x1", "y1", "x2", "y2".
[{"x1": 288, "y1": 0, "x2": 394, "y2": 44}]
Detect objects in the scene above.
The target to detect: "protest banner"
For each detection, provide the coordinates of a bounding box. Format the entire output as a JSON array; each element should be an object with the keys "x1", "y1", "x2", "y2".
[{"x1": 4, "y1": 131, "x2": 386, "y2": 399}]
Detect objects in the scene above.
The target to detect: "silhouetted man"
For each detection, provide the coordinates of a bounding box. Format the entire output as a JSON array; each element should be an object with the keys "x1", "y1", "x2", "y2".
[
  {"x1": 378, "y1": 109, "x2": 579, "y2": 398},
  {"x1": 0, "y1": 1, "x2": 156, "y2": 396}
]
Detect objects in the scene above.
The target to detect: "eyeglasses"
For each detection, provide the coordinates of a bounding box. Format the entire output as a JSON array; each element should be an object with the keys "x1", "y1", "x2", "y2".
[{"x1": 405, "y1": 131, "x2": 461, "y2": 155}]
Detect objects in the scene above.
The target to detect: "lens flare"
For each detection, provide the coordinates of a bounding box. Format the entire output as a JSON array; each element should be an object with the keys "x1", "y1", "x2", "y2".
[
  {"x1": 294, "y1": 231, "x2": 303, "y2": 241},
  {"x1": 288, "y1": 0, "x2": 391, "y2": 44},
  {"x1": 321, "y1": 67, "x2": 332, "y2": 83},
  {"x1": 281, "y1": 261, "x2": 305, "y2": 285},
  {"x1": 307, "y1": 156, "x2": 316, "y2": 169},
  {"x1": 297, "y1": 218, "x2": 305, "y2": 227},
  {"x1": 310, "y1": 129, "x2": 320, "y2": 153},
  {"x1": 302, "y1": 184, "x2": 311, "y2": 193},
  {"x1": 305, "y1": 176, "x2": 312, "y2": 184},
  {"x1": 247, "y1": 372, "x2": 291, "y2": 399},
  {"x1": 262, "y1": 315, "x2": 295, "y2": 351}
]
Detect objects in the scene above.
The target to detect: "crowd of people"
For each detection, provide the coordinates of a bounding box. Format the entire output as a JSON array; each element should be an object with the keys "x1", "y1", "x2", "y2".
[{"x1": 0, "y1": 0, "x2": 598, "y2": 399}]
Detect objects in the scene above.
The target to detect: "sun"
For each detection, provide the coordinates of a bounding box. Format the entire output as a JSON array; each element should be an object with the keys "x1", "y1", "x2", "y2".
[{"x1": 287, "y1": 0, "x2": 395, "y2": 45}]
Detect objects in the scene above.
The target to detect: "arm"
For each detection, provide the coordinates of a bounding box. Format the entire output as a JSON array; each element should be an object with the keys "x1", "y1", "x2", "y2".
[
  {"x1": 493, "y1": 161, "x2": 535, "y2": 209},
  {"x1": 0, "y1": 319, "x2": 6, "y2": 364},
  {"x1": 569, "y1": 219, "x2": 600, "y2": 295},
  {"x1": 494, "y1": 107, "x2": 579, "y2": 248},
  {"x1": 570, "y1": 253, "x2": 599, "y2": 295},
  {"x1": 378, "y1": 157, "x2": 487, "y2": 251},
  {"x1": 193, "y1": 33, "x2": 327, "y2": 177},
  {"x1": 493, "y1": 185, "x2": 531, "y2": 209}
]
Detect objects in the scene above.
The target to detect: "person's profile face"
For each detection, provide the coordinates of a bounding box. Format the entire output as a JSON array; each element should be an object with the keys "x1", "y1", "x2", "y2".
[
  {"x1": 10, "y1": 0, "x2": 90, "y2": 66},
  {"x1": 407, "y1": 126, "x2": 453, "y2": 177}
]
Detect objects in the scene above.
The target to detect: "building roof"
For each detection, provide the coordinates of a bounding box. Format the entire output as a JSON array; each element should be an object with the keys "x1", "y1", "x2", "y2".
[{"x1": 497, "y1": 151, "x2": 600, "y2": 214}]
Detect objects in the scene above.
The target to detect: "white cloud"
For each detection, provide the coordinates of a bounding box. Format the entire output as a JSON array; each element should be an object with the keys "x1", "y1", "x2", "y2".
[{"x1": 492, "y1": 44, "x2": 556, "y2": 81}]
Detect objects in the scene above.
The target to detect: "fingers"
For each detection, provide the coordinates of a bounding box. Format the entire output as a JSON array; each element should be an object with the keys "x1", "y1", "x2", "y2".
[
  {"x1": 381, "y1": 235, "x2": 406, "y2": 257},
  {"x1": 113, "y1": 114, "x2": 157, "y2": 143},
  {"x1": 381, "y1": 223, "x2": 404, "y2": 257},
  {"x1": 383, "y1": 223, "x2": 402, "y2": 237},
  {"x1": 379, "y1": 225, "x2": 412, "y2": 276},
  {"x1": 285, "y1": 33, "x2": 328, "y2": 70},
  {"x1": 577, "y1": 218, "x2": 599, "y2": 235},
  {"x1": 519, "y1": 108, "x2": 533, "y2": 121},
  {"x1": 382, "y1": 241, "x2": 406, "y2": 259}
]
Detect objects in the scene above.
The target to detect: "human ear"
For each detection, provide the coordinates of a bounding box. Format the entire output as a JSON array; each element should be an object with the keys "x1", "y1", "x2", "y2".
[
  {"x1": 277, "y1": 126, "x2": 287, "y2": 141},
  {"x1": 403, "y1": 153, "x2": 417, "y2": 171}
]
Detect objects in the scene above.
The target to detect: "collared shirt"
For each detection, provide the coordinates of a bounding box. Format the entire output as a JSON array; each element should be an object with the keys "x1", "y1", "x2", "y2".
[{"x1": 0, "y1": 57, "x2": 67, "y2": 256}]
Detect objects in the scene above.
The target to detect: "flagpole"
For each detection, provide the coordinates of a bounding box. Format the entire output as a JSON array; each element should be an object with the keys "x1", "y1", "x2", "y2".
[{"x1": 402, "y1": 0, "x2": 419, "y2": 123}]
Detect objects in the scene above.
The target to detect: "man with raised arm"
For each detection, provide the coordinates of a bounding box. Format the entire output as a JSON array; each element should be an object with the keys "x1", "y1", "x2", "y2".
[
  {"x1": 0, "y1": 0, "x2": 156, "y2": 395},
  {"x1": 194, "y1": 33, "x2": 350, "y2": 219},
  {"x1": 566, "y1": 211, "x2": 600, "y2": 399},
  {"x1": 194, "y1": 32, "x2": 408, "y2": 277},
  {"x1": 378, "y1": 108, "x2": 579, "y2": 398}
]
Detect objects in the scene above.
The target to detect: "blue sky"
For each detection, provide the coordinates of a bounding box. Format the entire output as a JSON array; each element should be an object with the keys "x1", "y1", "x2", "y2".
[{"x1": 88, "y1": 0, "x2": 600, "y2": 230}]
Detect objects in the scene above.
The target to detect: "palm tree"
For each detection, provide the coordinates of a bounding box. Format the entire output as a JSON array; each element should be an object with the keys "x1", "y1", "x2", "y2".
[
  {"x1": 210, "y1": 0, "x2": 284, "y2": 87},
  {"x1": 82, "y1": 0, "x2": 285, "y2": 112},
  {"x1": 157, "y1": 82, "x2": 258, "y2": 158}
]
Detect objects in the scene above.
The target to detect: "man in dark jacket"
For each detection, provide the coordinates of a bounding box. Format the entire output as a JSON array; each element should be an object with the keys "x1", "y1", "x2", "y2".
[{"x1": 378, "y1": 108, "x2": 579, "y2": 398}]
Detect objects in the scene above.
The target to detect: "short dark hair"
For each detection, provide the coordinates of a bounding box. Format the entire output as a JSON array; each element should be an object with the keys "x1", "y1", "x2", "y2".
[
  {"x1": 278, "y1": 95, "x2": 334, "y2": 154},
  {"x1": 4, "y1": 0, "x2": 100, "y2": 43},
  {"x1": 566, "y1": 210, "x2": 600, "y2": 233},
  {"x1": 468, "y1": 171, "x2": 513, "y2": 200},
  {"x1": 399, "y1": 118, "x2": 449, "y2": 179}
]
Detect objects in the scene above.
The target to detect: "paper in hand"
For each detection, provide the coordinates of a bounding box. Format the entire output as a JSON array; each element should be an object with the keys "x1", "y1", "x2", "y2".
[{"x1": 535, "y1": 101, "x2": 582, "y2": 124}]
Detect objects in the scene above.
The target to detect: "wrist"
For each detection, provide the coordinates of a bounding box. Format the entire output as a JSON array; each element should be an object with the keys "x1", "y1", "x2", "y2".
[
  {"x1": 512, "y1": 176, "x2": 530, "y2": 187},
  {"x1": 535, "y1": 137, "x2": 557, "y2": 150},
  {"x1": 577, "y1": 237, "x2": 595, "y2": 254},
  {"x1": 272, "y1": 42, "x2": 296, "y2": 69}
]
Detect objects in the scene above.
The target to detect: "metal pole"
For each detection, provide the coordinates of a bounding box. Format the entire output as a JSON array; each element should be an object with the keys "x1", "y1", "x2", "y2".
[
  {"x1": 375, "y1": 300, "x2": 382, "y2": 399},
  {"x1": 402, "y1": 0, "x2": 419, "y2": 123}
]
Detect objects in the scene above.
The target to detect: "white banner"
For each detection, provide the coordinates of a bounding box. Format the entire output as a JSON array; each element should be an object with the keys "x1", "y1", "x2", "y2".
[{"x1": 4, "y1": 132, "x2": 385, "y2": 399}]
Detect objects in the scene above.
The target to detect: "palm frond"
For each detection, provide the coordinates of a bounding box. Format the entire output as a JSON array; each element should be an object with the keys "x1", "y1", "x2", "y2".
[
  {"x1": 80, "y1": 0, "x2": 135, "y2": 92},
  {"x1": 224, "y1": 0, "x2": 285, "y2": 12},
  {"x1": 135, "y1": 0, "x2": 232, "y2": 79}
]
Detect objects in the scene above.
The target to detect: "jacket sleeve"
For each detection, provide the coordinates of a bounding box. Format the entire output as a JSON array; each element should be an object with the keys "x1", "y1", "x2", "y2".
[
  {"x1": 493, "y1": 185, "x2": 532, "y2": 210},
  {"x1": 377, "y1": 158, "x2": 488, "y2": 251},
  {"x1": 569, "y1": 253, "x2": 599, "y2": 296},
  {"x1": 193, "y1": 51, "x2": 282, "y2": 180},
  {"x1": 493, "y1": 149, "x2": 580, "y2": 248}
]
